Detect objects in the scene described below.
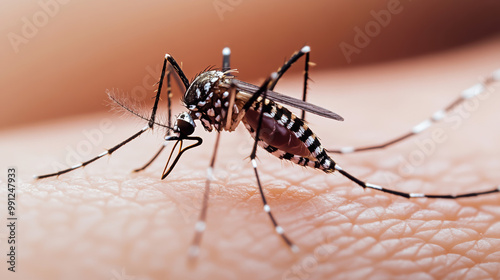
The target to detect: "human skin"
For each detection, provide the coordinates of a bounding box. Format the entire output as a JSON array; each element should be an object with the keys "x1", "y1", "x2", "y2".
[{"x1": 2, "y1": 37, "x2": 500, "y2": 280}]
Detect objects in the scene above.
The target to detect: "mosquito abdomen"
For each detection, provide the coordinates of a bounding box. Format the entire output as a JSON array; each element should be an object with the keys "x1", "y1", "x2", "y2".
[
  {"x1": 243, "y1": 99, "x2": 336, "y2": 173},
  {"x1": 244, "y1": 108, "x2": 311, "y2": 158}
]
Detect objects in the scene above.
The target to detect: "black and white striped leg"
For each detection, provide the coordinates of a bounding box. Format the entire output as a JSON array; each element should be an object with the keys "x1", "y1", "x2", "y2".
[
  {"x1": 148, "y1": 54, "x2": 170, "y2": 128},
  {"x1": 189, "y1": 132, "x2": 221, "y2": 258},
  {"x1": 35, "y1": 126, "x2": 150, "y2": 179},
  {"x1": 247, "y1": 72, "x2": 300, "y2": 253},
  {"x1": 268, "y1": 45, "x2": 311, "y2": 120},
  {"x1": 334, "y1": 164, "x2": 500, "y2": 199},
  {"x1": 163, "y1": 53, "x2": 190, "y2": 90},
  {"x1": 327, "y1": 68, "x2": 500, "y2": 154},
  {"x1": 251, "y1": 158, "x2": 299, "y2": 252},
  {"x1": 222, "y1": 47, "x2": 231, "y2": 72}
]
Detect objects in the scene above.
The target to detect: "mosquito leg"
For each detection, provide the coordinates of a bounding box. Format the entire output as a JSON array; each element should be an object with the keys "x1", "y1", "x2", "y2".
[
  {"x1": 301, "y1": 50, "x2": 310, "y2": 120},
  {"x1": 148, "y1": 56, "x2": 168, "y2": 128},
  {"x1": 222, "y1": 47, "x2": 231, "y2": 72},
  {"x1": 269, "y1": 46, "x2": 310, "y2": 90},
  {"x1": 167, "y1": 69, "x2": 173, "y2": 129},
  {"x1": 132, "y1": 145, "x2": 165, "y2": 173},
  {"x1": 220, "y1": 47, "x2": 237, "y2": 131},
  {"x1": 188, "y1": 131, "x2": 221, "y2": 259},
  {"x1": 164, "y1": 54, "x2": 190, "y2": 90},
  {"x1": 222, "y1": 47, "x2": 243, "y2": 131},
  {"x1": 245, "y1": 72, "x2": 300, "y2": 252},
  {"x1": 333, "y1": 164, "x2": 500, "y2": 199},
  {"x1": 35, "y1": 126, "x2": 150, "y2": 179},
  {"x1": 225, "y1": 81, "x2": 239, "y2": 131},
  {"x1": 150, "y1": 53, "x2": 189, "y2": 127},
  {"x1": 243, "y1": 73, "x2": 279, "y2": 112},
  {"x1": 268, "y1": 46, "x2": 311, "y2": 119},
  {"x1": 327, "y1": 69, "x2": 500, "y2": 154}
]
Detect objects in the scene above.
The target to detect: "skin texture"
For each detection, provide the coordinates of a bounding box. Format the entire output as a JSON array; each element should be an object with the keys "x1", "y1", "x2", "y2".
[{"x1": 1, "y1": 37, "x2": 500, "y2": 280}]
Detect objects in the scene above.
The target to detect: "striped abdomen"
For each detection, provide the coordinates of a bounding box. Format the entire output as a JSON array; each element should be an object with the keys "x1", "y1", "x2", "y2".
[{"x1": 242, "y1": 98, "x2": 336, "y2": 173}]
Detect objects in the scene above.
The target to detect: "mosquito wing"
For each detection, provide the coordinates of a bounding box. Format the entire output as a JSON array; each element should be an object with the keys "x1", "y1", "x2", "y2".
[{"x1": 233, "y1": 80, "x2": 344, "y2": 121}]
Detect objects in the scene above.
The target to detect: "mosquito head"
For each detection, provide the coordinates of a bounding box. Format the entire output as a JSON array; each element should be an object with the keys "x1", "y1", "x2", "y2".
[{"x1": 173, "y1": 112, "x2": 196, "y2": 136}]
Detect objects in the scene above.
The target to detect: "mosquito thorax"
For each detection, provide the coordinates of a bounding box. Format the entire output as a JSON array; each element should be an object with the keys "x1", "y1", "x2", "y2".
[{"x1": 183, "y1": 70, "x2": 238, "y2": 132}]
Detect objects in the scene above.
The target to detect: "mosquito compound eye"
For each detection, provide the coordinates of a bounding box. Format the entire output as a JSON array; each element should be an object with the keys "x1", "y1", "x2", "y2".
[{"x1": 174, "y1": 112, "x2": 196, "y2": 136}]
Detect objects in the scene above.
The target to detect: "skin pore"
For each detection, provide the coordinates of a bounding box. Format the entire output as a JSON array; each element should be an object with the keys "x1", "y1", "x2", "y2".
[{"x1": 3, "y1": 37, "x2": 500, "y2": 279}]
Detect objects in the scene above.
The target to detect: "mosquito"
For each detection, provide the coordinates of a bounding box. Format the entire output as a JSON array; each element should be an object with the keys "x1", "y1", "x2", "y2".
[{"x1": 35, "y1": 46, "x2": 500, "y2": 258}]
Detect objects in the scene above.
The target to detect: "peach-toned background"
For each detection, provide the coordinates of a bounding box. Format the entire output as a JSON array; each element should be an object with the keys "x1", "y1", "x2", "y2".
[
  {"x1": 1, "y1": 0, "x2": 500, "y2": 129},
  {"x1": 2, "y1": 2, "x2": 500, "y2": 279}
]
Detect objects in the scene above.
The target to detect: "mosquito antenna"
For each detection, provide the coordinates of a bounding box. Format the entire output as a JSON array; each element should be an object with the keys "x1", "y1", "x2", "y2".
[{"x1": 107, "y1": 91, "x2": 174, "y2": 130}]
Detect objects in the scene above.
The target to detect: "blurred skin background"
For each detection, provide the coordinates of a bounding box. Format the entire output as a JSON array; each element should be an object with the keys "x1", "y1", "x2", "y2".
[{"x1": 1, "y1": 0, "x2": 500, "y2": 129}]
